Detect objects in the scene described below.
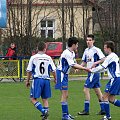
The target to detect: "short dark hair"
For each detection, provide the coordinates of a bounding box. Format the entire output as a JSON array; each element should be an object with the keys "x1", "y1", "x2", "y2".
[
  {"x1": 37, "y1": 41, "x2": 46, "y2": 51},
  {"x1": 87, "y1": 34, "x2": 94, "y2": 40},
  {"x1": 67, "y1": 37, "x2": 79, "y2": 47},
  {"x1": 104, "y1": 41, "x2": 115, "y2": 52}
]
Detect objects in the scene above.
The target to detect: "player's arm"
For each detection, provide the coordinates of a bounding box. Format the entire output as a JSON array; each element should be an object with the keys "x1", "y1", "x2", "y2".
[
  {"x1": 52, "y1": 71, "x2": 56, "y2": 84},
  {"x1": 26, "y1": 72, "x2": 32, "y2": 87},
  {"x1": 90, "y1": 65, "x2": 104, "y2": 73},
  {"x1": 91, "y1": 55, "x2": 110, "y2": 73},
  {"x1": 81, "y1": 61, "x2": 86, "y2": 67},
  {"x1": 91, "y1": 57, "x2": 106, "y2": 68},
  {"x1": 26, "y1": 56, "x2": 33, "y2": 87},
  {"x1": 74, "y1": 59, "x2": 86, "y2": 72},
  {"x1": 72, "y1": 63, "x2": 90, "y2": 72},
  {"x1": 49, "y1": 57, "x2": 57, "y2": 84}
]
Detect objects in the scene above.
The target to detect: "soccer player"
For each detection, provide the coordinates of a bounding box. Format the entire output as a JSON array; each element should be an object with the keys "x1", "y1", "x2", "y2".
[
  {"x1": 78, "y1": 34, "x2": 105, "y2": 115},
  {"x1": 55, "y1": 37, "x2": 90, "y2": 120},
  {"x1": 90, "y1": 41, "x2": 120, "y2": 120},
  {"x1": 26, "y1": 41, "x2": 56, "y2": 120}
]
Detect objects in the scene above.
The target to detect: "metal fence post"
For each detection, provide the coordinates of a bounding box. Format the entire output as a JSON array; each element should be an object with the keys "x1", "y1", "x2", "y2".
[{"x1": 19, "y1": 57, "x2": 22, "y2": 82}]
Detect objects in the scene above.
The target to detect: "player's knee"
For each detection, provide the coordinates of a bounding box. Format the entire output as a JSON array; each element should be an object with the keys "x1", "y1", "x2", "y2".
[
  {"x1": 108, "y1": 97, "x2": 114, "y2": 104},
  {"x1": 30, "y1": 98, "x2": 33, "y2": 102},
  {"x1": 30, "y1": 97, "x2": 36, "y2": 104},
  {"x1": 83, "y1": 89, "x2": 86, "y2": 93},
  {"x1": 64, "y1": 94, "x2": 68, "y2": 99},
  {"x1": 83, "y1": 88, "x2": 88, "y2": 94}
]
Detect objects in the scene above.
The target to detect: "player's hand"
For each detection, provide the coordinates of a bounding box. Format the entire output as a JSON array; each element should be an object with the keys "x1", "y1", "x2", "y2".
[
  {"x1": 53, "y1": 79, "x2": 57, "y2": 84},
  {"x1": 84, "y1": 68, "x2": 91, "y2": 72},
  {"x1": 26, "y1": 81, "x2": 30, "y2": 88}
]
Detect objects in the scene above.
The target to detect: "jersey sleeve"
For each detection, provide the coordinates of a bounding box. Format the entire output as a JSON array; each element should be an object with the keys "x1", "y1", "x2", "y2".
[
  {"x1": 97, "y1": 48, "x2": 105, "y2": 59},
  {"x1": 101, "y1": 56, "x2": 110, "y2": 68},
  {"x1": 49, "y1": 57, "x2": 56, "y2": 72},
  {"x1": 91, "y1": 65, "x2": 104, "y2": 73},
  {"x1": 82, "y1": 50, "x2": 87, "y2": 62},
  {"x1": 66, "y1": 53, "x2": 76, "y2": 66},
  {"x1": 26, "y1": 57, "x2": 33, "y2": 72}
]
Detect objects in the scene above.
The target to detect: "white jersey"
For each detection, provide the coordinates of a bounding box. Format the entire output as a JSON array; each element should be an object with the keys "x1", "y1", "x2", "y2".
[
  {"x1": 91, "y1": 53, "x2": 120, "y2": 79},
  {"x1": 57, "y1": 49, "x2": 76, "y2": 74},
  {"x1": 27, "y1": 53, "x2": 56, "y2": 80},
  {"x1": 102, "y1": 52, "x2": 120, "y2": 79},
  {"x1": 82, "y1": 46, "x2": 105, "y2": 68}
]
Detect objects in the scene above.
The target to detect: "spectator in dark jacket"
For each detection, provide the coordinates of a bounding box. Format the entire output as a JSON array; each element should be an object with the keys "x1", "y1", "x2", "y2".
[{"x1": 5, "y1": 43, "x2": 17, "y2": 60}]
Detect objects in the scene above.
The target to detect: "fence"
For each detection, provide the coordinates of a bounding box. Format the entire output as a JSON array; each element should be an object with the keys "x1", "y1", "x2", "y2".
[{"x1": 0, "y1": 57, "x2": 107, "y2": 82}]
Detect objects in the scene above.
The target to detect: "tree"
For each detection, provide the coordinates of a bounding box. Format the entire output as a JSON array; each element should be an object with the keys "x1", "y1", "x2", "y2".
[{"x1": 93, "y1": 0, "x2": 120, "y2": 54}]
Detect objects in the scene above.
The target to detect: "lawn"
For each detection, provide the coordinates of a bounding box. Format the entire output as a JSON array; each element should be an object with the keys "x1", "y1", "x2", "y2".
[{"x1": 0, "y1": 80, "x2": 120, "y2": 120}]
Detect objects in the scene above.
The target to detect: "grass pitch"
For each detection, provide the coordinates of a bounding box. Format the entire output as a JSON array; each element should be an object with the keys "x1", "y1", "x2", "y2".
[{"x1": 0, "y1": 80, "x2": 120, "y2": 120}]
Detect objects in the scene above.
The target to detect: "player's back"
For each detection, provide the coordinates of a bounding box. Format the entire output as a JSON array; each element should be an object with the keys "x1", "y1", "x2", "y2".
[
  {"x1": 27, "y1": 53, "x2": 56, "y2": 79},
  {"x1": 106, "y1": 53, "x2": 120, "y2": 78}
]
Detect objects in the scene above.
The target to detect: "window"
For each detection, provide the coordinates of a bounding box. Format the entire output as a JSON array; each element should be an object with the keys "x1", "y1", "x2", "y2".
[
  {"x1": 40, "y1": 20, "x2": 55, "y2": 38},
  {"x1": 47, "y1": 43, "x2": 57, "y2": 50}
]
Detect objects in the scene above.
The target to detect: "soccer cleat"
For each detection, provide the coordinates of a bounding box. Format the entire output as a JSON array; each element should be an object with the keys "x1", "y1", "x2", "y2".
[
  {"x1": 78, "y1": 110, "x2": 89, "y2": 115},
  {"x1": 62, "y1": 115, "x2": 74, "y2": 120},
  {"x1": 101, "y1": 116, "x2": 111, "y2": 120},
  {"x1": 42, "y1": 110, "x2": 49, "y2": 120},
  {"x1": 97, "y1": 110, "x2": 106, "y2": 115},
  {"x1": 68, "y1": 114, "x2": 75, "y2": 119}
]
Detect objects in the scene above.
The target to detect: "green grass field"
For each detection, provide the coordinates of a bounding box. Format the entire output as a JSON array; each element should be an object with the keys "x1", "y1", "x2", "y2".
[{"x1": 0, "y1": 80, "x2": 120, "y2": 120}]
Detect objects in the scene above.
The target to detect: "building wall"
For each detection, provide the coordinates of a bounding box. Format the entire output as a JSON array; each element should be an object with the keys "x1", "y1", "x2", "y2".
[
  {"x1": 31, "y1": 4, "x2": 93, "y2": 38},
  {"x1": 7, "y1": 0, "x2": 93, "y2": 39}
]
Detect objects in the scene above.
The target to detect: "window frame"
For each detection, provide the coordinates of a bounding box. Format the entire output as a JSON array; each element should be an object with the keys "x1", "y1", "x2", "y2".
[{"x1": 40, "y1": 19, "x2": 55, "y2": 38}]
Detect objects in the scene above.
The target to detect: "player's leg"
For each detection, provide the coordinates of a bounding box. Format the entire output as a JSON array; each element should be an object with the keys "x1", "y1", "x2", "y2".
[
  {"x1": 42, "y1": 98, "x2": 49, "y2": 111},
  {"x1": 94, "y1": 88, "x2": 105, "y2": 115},
  {"x1": 108, "y1": 77, "x2": 120, "y2": 107},
  {"x1": 41, "y1": 99, "x2": 49, "y2": 120},
  {"x1": 101, "y1": 77, "x2": 120, "y2": 120},
  {"x1": 41, "y1": 79, "x2": 52, "y2": 119},
  {"x1": 61, "y1": 90, "x2": 69, "y2": 118},
  {"x1": 78, "y1": 87, "x2": 90, "y2": 115},
  {"x1": 31, "y1": 97, "x2": 45, "y2": 114},
  {"x1": 61, "y1": 90, "x2": 74, "y2": 120},
  {"x1": 101, "y1": 92, "x2": 111, "y2": 120},
  {"x1": 30, "y1": 78, "x2": 46, "y2": 115},
  {"x1": 78, "y1": 74, "x2": 94, "y2": 115},
  {"x1": 109, "y1": 95, "x2": 120, "y2": 107}
]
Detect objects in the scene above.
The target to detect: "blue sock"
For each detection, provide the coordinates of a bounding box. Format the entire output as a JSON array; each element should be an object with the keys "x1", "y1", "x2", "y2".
[
  {"x1": 34, "y1": 101, "x2": 44, "y2": 114},
  {"x1": 61, "y1": 102, "x2": 68, "y2": 117},
  {"x1": 104, "y1": 101, "x2": 110, "y2": 118},
  {"x1": 113, "y1": 99, "x2": 120, "y2": 107},
  {"x1": 84, "y1": 100, "x2": 90, "y2": 112},
  {"x1": 99, "y1": 100, "x2": 105, "y2": 111}
]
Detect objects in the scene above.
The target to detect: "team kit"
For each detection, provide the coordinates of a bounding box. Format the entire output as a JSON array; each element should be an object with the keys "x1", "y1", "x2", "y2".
[{"x1": 26, "y1": 35, "x2": 120, "y2": 120}]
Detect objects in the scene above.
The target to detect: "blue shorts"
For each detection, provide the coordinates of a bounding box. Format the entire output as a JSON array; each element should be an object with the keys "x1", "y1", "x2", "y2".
[
  {"x1": 105, "y1": 77, "x2": 120, "y2": 95},
  {"x1": 84, "y1": 72, "x2": 101, "y2": 89},
  {"x1": 30, "y1": 78, "x2": 51, "y2": 99},
  {"x1": 55, "y1": 70, "x2": 68, "y2": 90}
]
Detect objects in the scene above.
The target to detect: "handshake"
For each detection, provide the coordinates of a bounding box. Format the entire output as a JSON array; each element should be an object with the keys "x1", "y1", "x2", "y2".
[{"x1": 84, "y1": 68, "x2": 91, "y2": 72}]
